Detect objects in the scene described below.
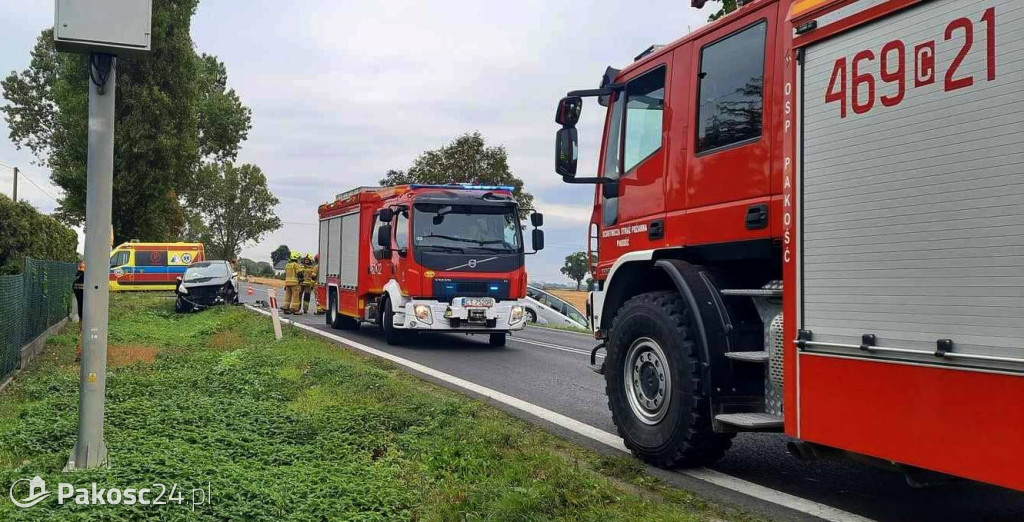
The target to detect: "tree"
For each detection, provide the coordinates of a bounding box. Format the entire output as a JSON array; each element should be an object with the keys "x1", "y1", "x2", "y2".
[
  {"x1": 186, "y1": 163, "x2": 280, "y2": 260},
  {"x1": 1, "y1": 0, "x2": 252, "y2": 243},
  {"x1": 706, "y1": 0, "x2": 738, "y2": 21},
  {"x1": 380, "y1": 132, "x2": 533, "y2": 211},
  {"x1": 0, "y1": 194, "x2": 78, "y2": 274},
  {"x1": 271, "y1": 245, "x2": 291, "y2": 266},
  {"x1": 560, "y1": 252, "x2": 591, "y2": 291}
]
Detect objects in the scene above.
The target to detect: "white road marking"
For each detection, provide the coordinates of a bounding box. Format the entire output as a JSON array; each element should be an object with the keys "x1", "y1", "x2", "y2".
[
  {"x1": 247, "y1": 306, "x2": 873, "y2": 522},
  {"x1": 510, "y1": 337, "x2": 604, "y2": 358}
]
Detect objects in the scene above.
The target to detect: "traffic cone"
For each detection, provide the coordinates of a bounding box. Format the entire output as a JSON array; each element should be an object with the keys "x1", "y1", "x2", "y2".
[{"x1": 247, "y1": 285, "x2": 254, "y2": 296}]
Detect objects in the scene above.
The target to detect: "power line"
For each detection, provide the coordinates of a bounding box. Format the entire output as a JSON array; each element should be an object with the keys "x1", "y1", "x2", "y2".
[{"x1": 0, "y1": 162, "x2": 60, "y2": 203}]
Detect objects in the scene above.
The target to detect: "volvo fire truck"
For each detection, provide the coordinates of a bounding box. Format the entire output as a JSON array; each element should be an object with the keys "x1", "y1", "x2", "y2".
[
  {"x1": 554, "y1": 0, "x2": 1022, "y2": 491},
  {"x1": 316, "y1": 184, "x2": 544, "y2": 347}
]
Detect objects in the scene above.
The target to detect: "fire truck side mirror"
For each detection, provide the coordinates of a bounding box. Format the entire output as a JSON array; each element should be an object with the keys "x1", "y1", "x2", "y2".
[
  {"x1": 376, "y1": 223, "x2": 392, "y2": 249},
  {"x1": 532, "y1": 229, "x2": 545, "y2": 252},
  {"x1": 555, "y1": 96, "x2": 582, "y2": 126},
  {"x1": 530, "y1": 212, "x2": 543, "y2": 227},
  {"x1": 378, "y1": 207, "x2": 394, "y2": 222},
  {"x1": 555, "y1": 127, "x2": 578, "y2": 178}
]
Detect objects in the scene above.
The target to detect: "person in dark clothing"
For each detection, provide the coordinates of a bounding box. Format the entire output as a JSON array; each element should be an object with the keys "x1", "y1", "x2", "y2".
[{"x1": 73, "y1": 262, "x2": 84, "y2": 362}]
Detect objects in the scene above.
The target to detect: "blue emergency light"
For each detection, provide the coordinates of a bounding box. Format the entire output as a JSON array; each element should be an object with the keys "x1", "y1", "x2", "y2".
[{"x1": 410, "y1": 183, "x2": 515, "y2": 192}]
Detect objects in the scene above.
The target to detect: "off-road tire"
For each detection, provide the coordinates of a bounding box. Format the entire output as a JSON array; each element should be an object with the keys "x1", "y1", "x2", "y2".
[
  {"x1": 605, "y1": 290, "x2": 733, "y2": 468},
  {"x1": 489, "y1": 332, "x2": 507, "y2": 347}
]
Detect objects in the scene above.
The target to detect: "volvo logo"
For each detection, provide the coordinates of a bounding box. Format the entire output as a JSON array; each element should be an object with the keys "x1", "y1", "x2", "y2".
[{"x1": 446, "y1": 256, "x2": 498, "y2": 271}]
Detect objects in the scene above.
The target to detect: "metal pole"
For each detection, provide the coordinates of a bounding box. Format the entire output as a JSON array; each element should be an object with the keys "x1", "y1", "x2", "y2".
[
  {"x1": 11, "y1": 167, "x2": 17, "y2": 202},
  {"x1": 67, "y1": 54, "x2": 115, "y2": 471}
]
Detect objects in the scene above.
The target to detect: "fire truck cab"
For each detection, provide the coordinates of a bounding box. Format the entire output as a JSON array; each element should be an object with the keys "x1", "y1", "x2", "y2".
[
  {"x1": 555, "y1": 0, "x2": 1023, "y2": 491},
  {"x1": 317, "y1": 184, "x2": 543, "y2": 347}
]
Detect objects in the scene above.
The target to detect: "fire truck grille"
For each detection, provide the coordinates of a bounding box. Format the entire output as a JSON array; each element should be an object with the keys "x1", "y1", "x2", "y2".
[{"x1": 433, "y1": 280, "x2": 510, "y2": 302}]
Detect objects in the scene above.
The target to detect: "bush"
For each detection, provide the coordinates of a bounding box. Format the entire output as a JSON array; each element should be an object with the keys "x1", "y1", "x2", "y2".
[{"x1": 0, "y1": 194, "x2": 78, "y2": 274}]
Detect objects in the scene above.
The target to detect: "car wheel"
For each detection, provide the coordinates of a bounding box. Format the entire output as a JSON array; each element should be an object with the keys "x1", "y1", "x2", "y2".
[
  {"x1": 605, "y1": 291, "x2": 733, "y2": 468},
  {"x1": 525, "y1": 309, "x2": 537, "y2": 324},
  {"x1": 175, "y1": 297, "x2": 191, "y2": 314}
]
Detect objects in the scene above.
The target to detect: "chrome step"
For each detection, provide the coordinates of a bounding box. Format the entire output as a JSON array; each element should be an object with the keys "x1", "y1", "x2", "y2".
[
  {"x1": 720, "y1": 288, "x2": 782, "y2": 297},
  {"x1": 724, "y1": 351, "x2": 769, "y2": 362},
  {"x1": 715, "y1": 413, "x2": 783, "y2": 430}
]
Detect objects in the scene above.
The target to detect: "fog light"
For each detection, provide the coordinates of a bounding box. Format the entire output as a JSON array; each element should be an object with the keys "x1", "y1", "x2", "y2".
[
  {"x1": 510, "y1": 305, "x2": 524, "y2": 324},
  {"x1": 414, "y1": 304, "x2": 433, "y2": 324}
]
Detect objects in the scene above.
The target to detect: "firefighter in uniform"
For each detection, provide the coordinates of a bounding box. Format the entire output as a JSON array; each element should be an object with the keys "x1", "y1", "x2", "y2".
[
  {"x1": 312, "y1": 253, "x2": 325, "y2": 315},
  {"x1": 283, "y1": 251, "x2": 301, "y2": 314},
  {"x1": 301, "y1": 254, "x2": 318, "y2": 314}
]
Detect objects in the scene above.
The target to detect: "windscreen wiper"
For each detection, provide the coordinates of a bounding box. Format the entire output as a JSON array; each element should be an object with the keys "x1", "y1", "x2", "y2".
[{"x1": 420, "y1": 245, "x2": 465, "y2": 253}]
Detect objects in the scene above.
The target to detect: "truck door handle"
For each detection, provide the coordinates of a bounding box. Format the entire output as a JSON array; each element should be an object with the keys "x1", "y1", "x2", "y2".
[
  {"x1": 648, "y1": 219, "x2": 664, "y2": 240},
  {"x1": 745, "y1": 204, "x2": 768, "y2": 230}
]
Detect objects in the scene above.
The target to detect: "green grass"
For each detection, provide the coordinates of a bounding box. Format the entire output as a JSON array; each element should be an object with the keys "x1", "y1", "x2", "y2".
[{"x1": 0, "y1": 293, "x2": 758, "y2": 521}]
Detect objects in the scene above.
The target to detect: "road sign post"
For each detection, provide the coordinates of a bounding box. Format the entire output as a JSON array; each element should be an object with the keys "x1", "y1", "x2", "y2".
[
  {"x1": 56, "y1": 0, "x2": 152, "y2": 471},
  {"x1": 269, "y1": 289, "x2": 283, "y2": 340}
]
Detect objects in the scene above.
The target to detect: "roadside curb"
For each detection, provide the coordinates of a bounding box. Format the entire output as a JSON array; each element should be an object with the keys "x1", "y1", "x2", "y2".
[{"x1": 523, "y1": 323, "x2": 591, "y2": 337}]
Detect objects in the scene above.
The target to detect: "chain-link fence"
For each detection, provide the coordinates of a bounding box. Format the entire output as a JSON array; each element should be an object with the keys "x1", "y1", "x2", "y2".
[{"x1": 0, "y1": 258, "x2": 77, "y2": 381}]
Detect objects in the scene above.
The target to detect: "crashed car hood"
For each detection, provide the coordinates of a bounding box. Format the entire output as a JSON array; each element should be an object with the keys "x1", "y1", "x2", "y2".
[{"x1": 180, "y1": 275, "x2": 231, "y2": 288}]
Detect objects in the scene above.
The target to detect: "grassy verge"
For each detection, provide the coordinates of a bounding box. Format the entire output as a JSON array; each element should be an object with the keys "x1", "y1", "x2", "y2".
[{"x1": 0, "y1": 293, "x2": 757, "y2": 521}]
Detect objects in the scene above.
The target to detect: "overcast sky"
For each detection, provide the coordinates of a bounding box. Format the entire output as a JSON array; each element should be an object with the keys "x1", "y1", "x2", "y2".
[{"x1": 0, "y1": 0, "x2": 715, "y2": 283}]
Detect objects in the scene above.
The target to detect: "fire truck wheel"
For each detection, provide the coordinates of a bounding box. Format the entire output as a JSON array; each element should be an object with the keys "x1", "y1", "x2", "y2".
[
  {"x1": 329, "y1": 293, "x2": 359, "y2": 330},
  {"x1": 489, "y1": 333, "x2": 507, "y2": 347},
  {"x1": 382, "y1": 298, "x2": 407, "y2": 345},
  {"x1": 605, "y1": 290, "x2": 733, "y2": 468}
]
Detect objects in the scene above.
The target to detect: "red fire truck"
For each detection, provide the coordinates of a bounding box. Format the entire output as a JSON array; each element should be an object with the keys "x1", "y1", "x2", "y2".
[
  {"x1": 553, "y1": 0, "x2": 1022, "y2": 491},
  {"x1": 315, "y1": 184, "x2": 544, "y2": 346}
]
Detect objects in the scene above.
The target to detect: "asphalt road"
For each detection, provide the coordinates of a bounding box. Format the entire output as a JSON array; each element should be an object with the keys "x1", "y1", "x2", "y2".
[{"x1": 239, "y1": 284, "x2": 1024, "y2": 521}]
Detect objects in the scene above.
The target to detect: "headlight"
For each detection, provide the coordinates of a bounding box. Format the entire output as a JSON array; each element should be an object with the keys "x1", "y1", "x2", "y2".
[
  {"x1": 414, "y1": 304, "x2": 433, "y2": 324},
  {"x1": 178, "y1": 285, "x2": 188, "y2": 295},
  {"x1": 510, "y1": 305, "x2": 524, "y2": 323}
]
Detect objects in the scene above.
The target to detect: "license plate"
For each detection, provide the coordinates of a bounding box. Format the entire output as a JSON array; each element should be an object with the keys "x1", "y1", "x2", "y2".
[{"x1": 462, "y1": 297, "x2": 494, "y2": 308}]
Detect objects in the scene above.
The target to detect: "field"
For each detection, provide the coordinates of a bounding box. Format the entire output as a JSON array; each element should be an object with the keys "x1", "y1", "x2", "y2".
[
  {"x1": 0, "y1": 293, "x2": 756, "y2": 521},
  {"x1": 547, "y1": 288, "x2": 589, "y2": 312}
]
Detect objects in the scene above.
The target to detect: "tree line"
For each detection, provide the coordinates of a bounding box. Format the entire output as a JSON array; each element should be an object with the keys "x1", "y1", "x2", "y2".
[{"x1": 1, "y1": 0, "x2": 280, "y2": 261}]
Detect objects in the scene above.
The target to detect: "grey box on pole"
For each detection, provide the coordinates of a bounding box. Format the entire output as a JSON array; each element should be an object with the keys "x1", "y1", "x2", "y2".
[{"x1": 54, "y1": 0, "x2": 152, "y2": 56}]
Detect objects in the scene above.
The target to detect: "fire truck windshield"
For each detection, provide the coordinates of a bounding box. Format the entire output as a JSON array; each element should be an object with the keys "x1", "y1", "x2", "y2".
[{"x1": 412, "y1": 203, "x2": 522, "y2": 254}]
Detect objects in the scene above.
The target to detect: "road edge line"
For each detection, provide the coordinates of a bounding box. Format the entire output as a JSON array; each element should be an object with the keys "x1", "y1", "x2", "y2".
[{"x1": 246, "y1": 306, "x2": 873, "y2": 522}]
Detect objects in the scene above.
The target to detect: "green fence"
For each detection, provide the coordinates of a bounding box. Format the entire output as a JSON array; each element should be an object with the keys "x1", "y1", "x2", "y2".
[{"x1": 0, "y1": 258, "x2": 77, "y2": 380}]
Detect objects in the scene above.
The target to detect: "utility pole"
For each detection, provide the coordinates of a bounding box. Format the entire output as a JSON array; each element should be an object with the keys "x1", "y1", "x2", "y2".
[
  {"x1": 11, "y1": 167, "x2": 16, "y2": 202},
  {"x1": 53, "y1": 0, "x2": 150, "y2": 471},
  {"x1": 67, "y1": 54, "x2": 116, "y2": 470}
]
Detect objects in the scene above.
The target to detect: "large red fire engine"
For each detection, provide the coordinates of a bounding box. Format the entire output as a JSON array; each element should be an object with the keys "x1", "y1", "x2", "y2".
[
  {"x1": 316, "y1": 184, "x2": 544, "y2": 346},
  {"x1": 554, "y1": 0, "x2": 1023, "y2": 491}
]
